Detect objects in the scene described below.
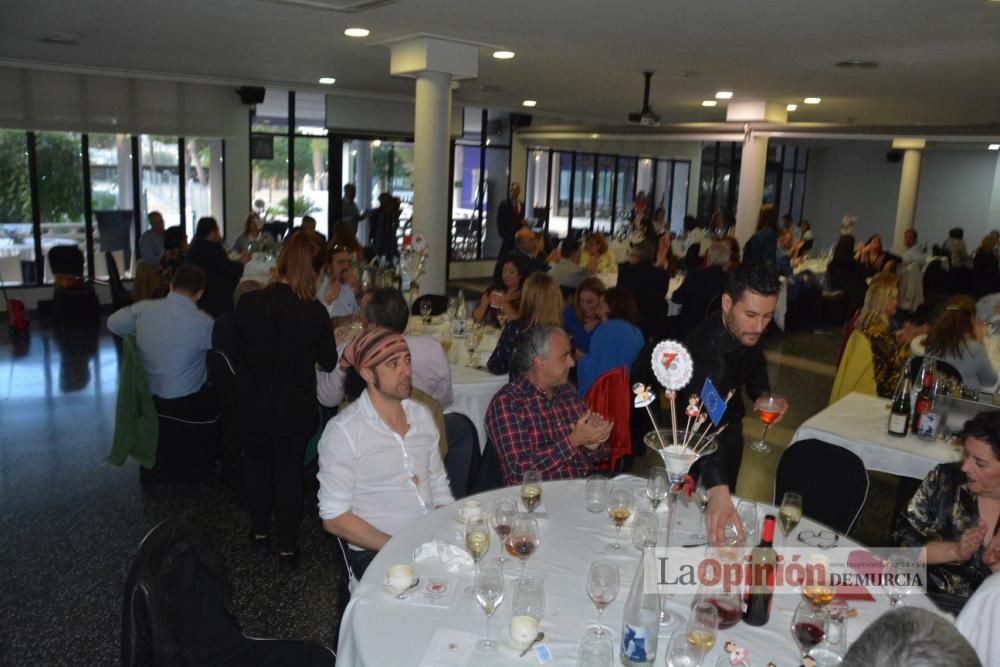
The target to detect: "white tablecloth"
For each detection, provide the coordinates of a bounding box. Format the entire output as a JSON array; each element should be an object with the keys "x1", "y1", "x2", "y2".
[
  {"x1": 337, "y1": 477, "x2": 937, "y2": 666},
  {"x1": 445, "y1": 364, "x2": 507, "y2": 452},
  {"x1": 792, "y1": 392, "x2": 962, "y2": 479},
  {"x1": 241, "y1": 254, "x2": 275, "y2": 283}
]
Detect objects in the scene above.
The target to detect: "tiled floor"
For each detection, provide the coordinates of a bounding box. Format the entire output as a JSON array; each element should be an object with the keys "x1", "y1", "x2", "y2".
[{"x1": 0, "y1": 306, "x2": 898, "y2": 664}]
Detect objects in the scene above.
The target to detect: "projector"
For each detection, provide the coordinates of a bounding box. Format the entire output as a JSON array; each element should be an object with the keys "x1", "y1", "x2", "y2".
[{"x1": 627, "y1": 111, "x2": 662, "y2": 127}]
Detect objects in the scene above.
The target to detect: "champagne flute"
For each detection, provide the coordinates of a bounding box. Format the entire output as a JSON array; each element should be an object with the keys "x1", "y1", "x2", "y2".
[
  {"x1": 464, "y1": 515, "x2": 491, "y2": 596},
  {"x1": 606, "y1": 486, "x2": 634, "y2": 552},
  {"x1": 645, "y1": 466, "x2": 669, "y2": 512},
  {"x1": 505, "y1": 513, "x2": 540, "y2": 580},
  {"x1": 751, "y1": 393, "x2": 785, "y2": 453},
  {"x1": 791, "y1": 600, "x2": 828, "y2": 660},
  {"x1": 778, "y1": 491, "x2": 803, "y2": 547},
  {"x1": 521, "y1": 470, "x2": 543, "y2": 513},
  {"x1": 692, "y1": 480, "x2": 709, "y2": 541},
  {"x1": 586, "y1": 560, "x2": 619, "y2": 636},
  {"x1": 491, "y1": 499, "x2": 515, "y2": 566},
  {"x1": 440, "y1": 331, "x2": 453, "y2": 357},
  {"x1": 474, "y1": 565, "x2": 504, "y2": 654},
  {"x1": 419, "y1": 298, "x2": 433, "y2": 324},
  {"x1": 465, "y1": 329, "x2": 479, "y2": 367},
  {"x1": 686, "y1": 601, "x2": 719, "y2": 665}
]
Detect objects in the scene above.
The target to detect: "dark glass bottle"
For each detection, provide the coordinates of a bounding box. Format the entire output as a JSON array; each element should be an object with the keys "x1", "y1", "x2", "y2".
[{"x1": 743, "y1": 514, "x2": 777, "y2": 627}]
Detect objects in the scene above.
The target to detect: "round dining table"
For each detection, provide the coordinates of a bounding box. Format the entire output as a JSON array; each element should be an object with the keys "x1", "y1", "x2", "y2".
[{"x1": 336, "y1": 477, "x2": 940, "y2": 666}]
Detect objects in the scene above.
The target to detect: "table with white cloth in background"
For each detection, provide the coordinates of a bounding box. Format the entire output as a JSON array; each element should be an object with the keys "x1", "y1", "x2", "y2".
[
  {"x1": 445, "y1": 364, "x2": 507, "y2": 452},
  {"x1": 791, "y1": 391, "x2": 961, "y2": 479},
  {"x1": 595, "y1": 271, "x2": 617, "y2": 288},
  {"x1": 337, "y1": 477, "x2": 939, "y2": 666},
  {"x1": 239, "y1": 253, "x2": 275, "y2": 284}
]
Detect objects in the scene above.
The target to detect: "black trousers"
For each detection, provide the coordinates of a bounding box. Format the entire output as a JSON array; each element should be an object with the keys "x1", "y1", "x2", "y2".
[{"x1": 242, "y1": 431, "x2": 309, "y2": 553}]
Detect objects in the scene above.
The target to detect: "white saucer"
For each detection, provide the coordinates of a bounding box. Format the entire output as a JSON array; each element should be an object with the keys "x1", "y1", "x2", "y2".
[
  {"x1": 381, "y1": 577, "x2": 418, "y2": 596},
  {"x1": 499, "y1": 627, "x2": 534, "y2": 654},
  {"x1": 455, "y1": 511, "x2": 483, "y2": 524}
]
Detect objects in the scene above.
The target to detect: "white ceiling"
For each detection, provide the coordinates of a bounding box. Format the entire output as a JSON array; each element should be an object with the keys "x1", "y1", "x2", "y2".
[{"x1": 3, "y1": 0, "x2": 1000, "y2": 130}]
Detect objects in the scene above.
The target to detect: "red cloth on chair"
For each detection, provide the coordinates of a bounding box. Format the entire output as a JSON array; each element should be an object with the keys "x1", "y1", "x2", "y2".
[{"x1": 584, "y1": 366, "x2": 632, "y2": 473}]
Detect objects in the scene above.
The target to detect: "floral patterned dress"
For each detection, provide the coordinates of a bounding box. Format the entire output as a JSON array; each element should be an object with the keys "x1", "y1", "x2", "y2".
[{"x1": 858, "y1": 316, "x2": 910, "y2": 398}]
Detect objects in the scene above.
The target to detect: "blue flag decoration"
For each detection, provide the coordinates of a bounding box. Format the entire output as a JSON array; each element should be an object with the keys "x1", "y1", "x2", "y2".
[{"x1": 701, "y1": 378, "x2": 726, "y2": 427}]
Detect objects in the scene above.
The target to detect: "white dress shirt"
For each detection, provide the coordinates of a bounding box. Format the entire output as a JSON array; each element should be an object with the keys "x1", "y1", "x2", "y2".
[{"x1": 316, "y1": 390, "x2": 454, "y2": 544}]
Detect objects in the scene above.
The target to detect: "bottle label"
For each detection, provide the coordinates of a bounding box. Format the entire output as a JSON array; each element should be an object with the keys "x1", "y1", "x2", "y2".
[
  {"x1": 888, "y1": 413, "x2": 908, "y2": 434},
  {"x1": 916, "y1": 412, "x2": 939, "y2": 439},
  {"x1": 621, "y1": 624, "x2": 651, "y2": 662}
]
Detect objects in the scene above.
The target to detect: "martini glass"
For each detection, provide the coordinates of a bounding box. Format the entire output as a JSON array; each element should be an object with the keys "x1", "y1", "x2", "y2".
[
  {"x1": 642, "y1": 429, "x2": 718, "y2": 628},
  {"x1": 751, "y1": 393, "x2": 784, "y2": 453}
]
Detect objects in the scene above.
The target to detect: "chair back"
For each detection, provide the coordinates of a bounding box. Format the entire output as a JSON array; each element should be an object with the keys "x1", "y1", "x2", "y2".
[
  {"x1": 106, "y1": 251, "x2": 133, "y2": 311},
  {"x1": 829, "y1": 329, "x2": 877, "y2": 404},
  {"x1": 469, "y1": 437, "x2": 504, "y2": 494},
  {"x1": 411, "y1": 294, "x2": 450, "y2": 317},
  {"x1": 775, "y1": 439, "x2": 869, "y2": 534},
  {"x1": 261, "y1": 222, "x2": 288, "y2": 242},
  {"x1": 584, "y1": 366, "x2": 632, "y2": 473},
  {"x1": 49, "y1": 244, "x2": 84, "y2": 277},
  {"x1": 907, "y1": 356, "x2": 962, "y2": 384}
]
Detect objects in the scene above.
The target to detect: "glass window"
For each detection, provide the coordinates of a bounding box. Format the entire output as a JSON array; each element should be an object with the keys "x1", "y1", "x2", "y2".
[
  {"x1": 89, "y1": 133, "x2": 134, "y2": 279},
  {"x1": 593, "y1": 155, "x2": 615, "y2": 233},
  {"x1": 524, "y1": 148, "x2": 549, "y2": 232},
  {"x1": 550, "y1": 151, "x2": 571, "y2": 238},
  {"x1": 651, "y1": 159, "x2": 673, "y2": 218},
  {"x1": 636, "y1": 158, "x2": 653, "y2": 198},
  {"x1": 37, "y1": 131, "x2": 85, "y2": 283},
  {"x1": 252, "y1": 89, "x2": 289, "y2": 134},
  {"x1": 451, "y1": 143, "x2": 481, "y2": 260},
  {"x1": 571, "y1": 153, "x2": 594, "y2": 233},
  {"x1": 140, "y1": 135, "x2": 181, "y2": 231},
  {"x1": 251, "y1": 135, "x2": 290, "y2": 224},
  {"x1": 0, "y1": 130, "x2": 33, "y2": 285},
  {"x1": 671, "y1": 162, "x2": 690, "y2": 232},
  {"x1": 294, "y1": 136, "x2": 329, "y2": 236},
  {"x1": 481, "y1": 146, "x2": 509, "y2": 259},
  {"x1": 185, "y1": 138, "x2": 219, "y2": 240},
  {"x1": 614, "y1": 158, "x2": 636, "y2": 231},
  {"x1": 294, "y1": 91, "x2": 328, "y2": 136}
]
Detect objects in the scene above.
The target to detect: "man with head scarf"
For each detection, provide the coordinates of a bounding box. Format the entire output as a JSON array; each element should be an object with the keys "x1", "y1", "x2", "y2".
[{"x1": 317, "y1": 327, "x2": 454, "y2": 578}]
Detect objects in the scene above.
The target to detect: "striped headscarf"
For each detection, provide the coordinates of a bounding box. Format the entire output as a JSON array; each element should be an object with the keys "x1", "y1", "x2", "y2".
[{"x1": 339, "y1": 326, "x2": 409, "y2": 371}]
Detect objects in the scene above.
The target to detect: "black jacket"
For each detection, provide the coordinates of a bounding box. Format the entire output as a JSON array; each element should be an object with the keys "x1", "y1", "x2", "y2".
[
  {"x1": 618, "y1": 261, "x2": 671, "y2": 341},
  {"x1": 670, "y1": 265, "x2": 730, "y2": 340},
  {"x1": 185, "y1": 239, "x2": 245, "y2": 318},
  {"x1": 681, "y1": 315, "x2": 770, "y2": 490}
]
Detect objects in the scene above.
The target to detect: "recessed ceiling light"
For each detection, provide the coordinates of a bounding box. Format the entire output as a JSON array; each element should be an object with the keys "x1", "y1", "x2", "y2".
[
  {"x1": 786, "y1": 104, "x2": 798, "y2": 111},
  {"x1": 702, "y1": 100, "x2": 718, "y2": 107},
  {"x1": 318, "y1": 77, "x2": 336, "y2": 85},
  {"x1": 835, "y1": 60, "x2": 878, "y2": 70},
  {"x1": 522, "y1": 100, "x2": 537, "y2": 107},
  {"x1": 715, "y1": 91, "x2": 733, "y2": 100},
  {"x1": 371, "y1": 139, "x2": 381, "y2": 147},
  {"x1": 804, "y1": 97, "x2": 822, "y2": 104},
  {"x1": 990, "y1": 144, "x2": 1000, "y2": 151},
  {"x1": 493, "y1": 50, "x2": 515, "y2": 60},
  {"x1": 344, "y1": 28, "x2": 370, "y2": 38},
  {"x1": 590, "y1": 133, "x2": 600, "y2": 139}
]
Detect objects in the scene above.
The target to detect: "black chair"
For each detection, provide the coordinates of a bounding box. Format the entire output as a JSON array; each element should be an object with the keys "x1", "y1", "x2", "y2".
[
  {"x1": 907, "y1": 356, "x2": 962, "y2": 384},
  {"x1": 142, "y1": 388, "x2": 222, "y2": 486},
  {"x1": 468, "y1": 437, "x2": 504, "y2": 494},
  {"x1": 411, "y1": 294, "x2": 450, "y2": 317},
  {"x1": 122, "y1": 517, "x2": 336, "y2": 666},
  {"x1": 775, "y1": 439, "x2": 869, "y2": 535},
  {"x1": 106, "y1": 251, "x2": 133, "y2": 312},
  {"x1": 49, "y1": 245, "x2": 100, "y2": 326},
  {"x1": 48, "y1": 244, "x2": 85, "y2": 276},
  {"x1": 261, "y1": 222, "x2": 288, "y2": 243}
]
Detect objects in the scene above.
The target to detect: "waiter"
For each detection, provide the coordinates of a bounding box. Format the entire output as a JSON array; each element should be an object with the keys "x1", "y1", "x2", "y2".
[
  {"x1": 681, "y1": 262, "x2": 788, "y2": 546},
  {"x1": 496, "y1": 182, "x2": 526, "y2": 261}
]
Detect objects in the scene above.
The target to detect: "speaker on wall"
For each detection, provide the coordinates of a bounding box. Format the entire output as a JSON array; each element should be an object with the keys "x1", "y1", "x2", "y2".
[{"x1": 237, "y1": 86, "x2": 266, "y2": 106}]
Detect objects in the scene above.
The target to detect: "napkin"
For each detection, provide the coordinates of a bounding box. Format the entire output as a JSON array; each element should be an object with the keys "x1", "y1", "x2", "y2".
[
  {"x1": 419, "y1": 628, "x2": 477, "y2": 667},
  {"x1": 413, "y1": 539, "x2": 474, "y2": 572}
]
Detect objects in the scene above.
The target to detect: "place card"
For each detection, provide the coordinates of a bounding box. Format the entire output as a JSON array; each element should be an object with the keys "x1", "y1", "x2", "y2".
[{"x1": 418, "y1": 628, "x2": 476, "y2": 667}]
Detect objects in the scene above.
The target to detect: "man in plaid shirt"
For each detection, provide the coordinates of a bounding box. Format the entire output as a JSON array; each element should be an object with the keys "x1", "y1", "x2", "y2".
[{"x1": 485, "y1": 325, "x2": 612, "y2": 485}]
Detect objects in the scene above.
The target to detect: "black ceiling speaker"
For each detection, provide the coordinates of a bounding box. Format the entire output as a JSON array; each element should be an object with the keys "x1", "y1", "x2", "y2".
[
  {"x1": 511, "y1": 113, "x2": 533, "y2": 128},
  {"x1": 886, "y1": 150, "x2": 903, "y2": 163},
  {"x1": 237, "y1": 86, "x2": 266, "y2": 106}
]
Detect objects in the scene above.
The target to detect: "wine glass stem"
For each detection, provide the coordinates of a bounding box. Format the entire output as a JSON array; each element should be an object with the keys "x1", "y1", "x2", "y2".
[
  {"x1": 664, "y1": 492, "x2": 678, "y2": 548},
  {"x1": 759, "y1": 423, "x2": 770, "y2": 445},
  {"x1": 614, "y1": 525, "x2": 622, "y2": 549},
  {"x1": 596, "y1": 606, "x2": 604, "y2": 631},
  {"x1": 485, "y1": 611, "x2": 492, "y2": 642}
]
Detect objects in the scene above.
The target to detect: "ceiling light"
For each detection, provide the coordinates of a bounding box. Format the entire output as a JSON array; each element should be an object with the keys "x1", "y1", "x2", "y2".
[
  {"x1": 351, "y1": 149, "x2": 357, "y2": 156},
  {"x1": 702, "y1": 100, "x2": 718, "y2": 107},
  {"x1": 786, "y1": 104, "x2": 798, "y2": 111},
  {"x1": 318, "y1": 77, "x2": 336, "y2": 85},
  {"x1": 371, "y1": 139, "x2": 381, "y2": 147},
  {"x1": 804, "y1": 97, "x2": 822, "y2": 104},
  {"x1": 990, "y1": 144, "x2": 1000, "y2": 151},
  {"x1": 493, "y1": 50, "x2": 515, "y2": 60},
  {"x1": 590, "y1": 133, "x2": 600, "y2": 139},
  {"x1": 344, "y1": 28, "x2": 370, "y2": 38},
  {"x1": 522, "y1": 100, "x2": 537, "y2": 107},
  {"x1": 715, "y1": 91, "x2": 733, "y2": 100}
]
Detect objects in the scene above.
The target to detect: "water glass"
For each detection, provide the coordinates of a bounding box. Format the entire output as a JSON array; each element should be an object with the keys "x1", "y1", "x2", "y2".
[
  {"x1": 586, "y1": 475, "x2": 609, "y2": 512},
  {"x1": 631, "y1": 510, "x2": 658, "y2": 550},
  {"x1": 512, "y1": 576, "x2": 546, "y2": 622},
  {"x1": 577, "y1": 631, "x2": 613, "y2": 667},
  {"x1": 664, "y1": 628, "x2": 701, "y2": 667},
  {"x1": 736, "y1": 499, "x2": 759, "y2": 547}
]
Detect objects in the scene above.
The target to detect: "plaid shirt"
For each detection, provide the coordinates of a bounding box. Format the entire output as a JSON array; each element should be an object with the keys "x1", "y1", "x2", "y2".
[{"x1": 485, "y1": 376, "x2": 610, "y2": 485}]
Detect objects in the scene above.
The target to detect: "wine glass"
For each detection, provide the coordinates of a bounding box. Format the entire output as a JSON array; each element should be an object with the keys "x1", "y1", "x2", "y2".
[
  {"x1": 586, "y1": 475, "x2": 610, "y2": 513},
  {"x1": 808, "y1": 617, "x2": 847, "y2": 666},
  {"x1": 790, "y1": 600, "x2": 828, "y2": 660},
  {"x1": 491, "y1": 499, "x2": 515, "y2": 566},
  {"x1": 465, "y1": 329, "x2": 479, "y2": 367},
  {"x1": 506, "y1": 513, "x2": 540, "y2": 580},
  {"x1": 464, "y1": 515, "x2": 491, "y2": 596},
  {"x1": 802, "y1": 555, "x2": 834, "y2": 609},
  {"x1": 419, "y1": 298, "x2": 433, "y2": 324},
  {"x1": 512, "y1": 575, "x2": 545, "y2": 622},
  {"x1": 577, "y1": 631, "x2": 614, "y2": 667},
  {"x1": 606, "y1": 486, "x2": 634, "y2": 552},
  {"x1": 692, "y1": 480, "x2": 709, "y2": 542},
  {"x1": 686, "y1": 601, "x2": 719, "y2": 665},
  {"x1": 645, "y1": 466, "x2": 669, "y2": 512},
  {"x1": 474, "y1": 565, "x2": 505, "y2": 654},
  {"x1": 521, "y1": 470, "x2": 543, "y2": 513},
  {"x1": 664, "y1": 628, "x2": 701, "y2": 667},
  {"x1": 751, "y1": 393, "x2": 785, "y2": 453},
  {"x1": 447, "y1": 296, "x2": 459, "y2": 319},
  {"x1": 778, "y1": 491, "x2": 803, "y2": 547},
  {"x1": 586, "y1": 560, "x2": 619, "y2": 636},
  {"x1": 736, "y1": 499, "x2": 759, "y2": 547},
  {"x1": 631, "y1": 510, "x2": 658, "y2": 550},
  {"x1": 440, "y1": 331, "x2": 453, "y2": 358},
  {"x1": 883, "y1": 554, "x2": 917, "y2": 607}
]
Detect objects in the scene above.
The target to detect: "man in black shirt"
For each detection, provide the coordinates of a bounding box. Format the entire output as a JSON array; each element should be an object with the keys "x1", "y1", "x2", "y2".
[
  {"x1": 185, "y1": 217, "x2": 249, "y2": 318},
  {"x1": 682, "y1": 262, "x2": 787, "y2": 546}
]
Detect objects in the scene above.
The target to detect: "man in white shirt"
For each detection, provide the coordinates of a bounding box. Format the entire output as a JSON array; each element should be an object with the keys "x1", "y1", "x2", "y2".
[
  {"x1": 901, "y1": 228, "x2": 924, "y2": 265},
  {"x1": 317, "y1": 327, "x2": 454, "y2": 577},
  {"x1": 317, "y1": 243, "x2": 359, "y2": 326}
]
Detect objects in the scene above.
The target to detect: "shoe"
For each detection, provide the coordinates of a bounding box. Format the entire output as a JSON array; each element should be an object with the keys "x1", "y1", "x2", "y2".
[
  {"x1": 278, "y1": 549, "x2": 301, "y2": 569},
  {"x1": 248, "y1": 529, "x2": 270, "y2": 550}
]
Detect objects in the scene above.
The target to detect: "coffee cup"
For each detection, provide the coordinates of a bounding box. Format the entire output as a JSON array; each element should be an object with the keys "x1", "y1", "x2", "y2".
[
  {"x1": 385, "y1": 564, "x2": 415, "y2": 592},
  {"x1": 458, "y1": 499, "x2": 482, "y2": 521},
  {"x1": 509, "y1": 615, "x2": 539, "y2": 648}
]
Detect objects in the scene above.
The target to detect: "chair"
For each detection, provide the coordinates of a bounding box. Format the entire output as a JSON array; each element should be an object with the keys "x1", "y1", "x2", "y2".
[
  {"x1": 584, "y1": 366, "x2": 632, "y2": 473},
  {"x1": 907, "y1": 356, "x2": 962, "y2": 384},
  {"x1": 121, "y1": 517, "x2": 336, "y2": 666},
  {"x1": 49, "y1": 245, "x2": 99, "y2": 326},
  {"x1": 469, "y1": 437, "x2": 504, "y2": 494},
  {"x1": 411, "y1": 294, "x2": 450, "y2": 317},
  {"x1": 106, "y1": 251, "x2": 133, "y2": 312},
  {"x1": 261, "y1": 222, "x2": 288, "y2": 243},
  {"x1": 829, "y1": 329, "x2": 877, "y2": 404},
  {"x1": 775, "y1": 439, "x2": 869, "y2": 534}
]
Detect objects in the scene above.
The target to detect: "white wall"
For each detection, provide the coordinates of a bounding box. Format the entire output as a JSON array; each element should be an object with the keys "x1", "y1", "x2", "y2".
[{"x1": 803, "y1": 143, "x2": 1000, "y2": 253}]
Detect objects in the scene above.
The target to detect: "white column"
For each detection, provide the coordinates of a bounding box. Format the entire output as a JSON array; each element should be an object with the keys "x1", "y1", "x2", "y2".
[
  {"x1": 734, "y1": 132, "x2": 769, "y2": 247},
  {"x1": 892, "y1": 139, "x2": 925, "y2": 254},
  {"x1": 412, "y1": 70, "x2": 452, "y2": 294}
]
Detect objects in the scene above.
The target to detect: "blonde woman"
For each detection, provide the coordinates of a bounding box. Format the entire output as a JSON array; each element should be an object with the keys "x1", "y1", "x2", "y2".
[
  {"x1": 580, "y1": 233, "x2": 618, "y2": 275},
  {"x1": 487, "y1": 272, "x2": 564, "y2": 376},
  {"x1": 856, "y1": 276, "x2": 925, "y2": 397}
]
